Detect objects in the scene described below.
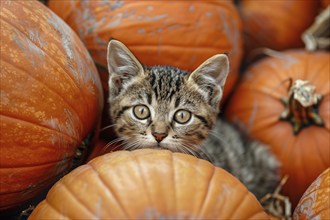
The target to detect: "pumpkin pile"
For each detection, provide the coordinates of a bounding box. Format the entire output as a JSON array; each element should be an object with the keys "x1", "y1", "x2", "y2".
[{"x1": 0, "y1": 0, "x2": 329, "y2": 219}]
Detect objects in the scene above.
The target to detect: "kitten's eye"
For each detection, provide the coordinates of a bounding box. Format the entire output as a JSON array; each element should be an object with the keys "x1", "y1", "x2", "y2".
[
  {"x1": 174, "y1": 110, "x2": 191, "y2": 124},
  {"x1": 133, "y1": 105, "x2": 150, "y2": 120}
]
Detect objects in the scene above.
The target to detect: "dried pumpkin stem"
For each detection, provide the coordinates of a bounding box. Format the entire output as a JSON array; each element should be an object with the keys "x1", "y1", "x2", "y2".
[
  {"x1": 302, "y1": 6, "x2": 330, "y2": 51},
  {"x1": 19, "y1": 205, "x2": 35, "y2": 220},
  {"x1": 280, "y1": 79, "x2": 324, "y2": 134},
  {"x1": 260, "y1": 175, "x2": 291, "y2": 219}
]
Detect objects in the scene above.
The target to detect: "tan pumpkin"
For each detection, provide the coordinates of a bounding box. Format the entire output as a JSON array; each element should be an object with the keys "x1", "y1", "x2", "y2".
[
  {"x1": 238, "y1": 0, "x2": 319, "y2": 54},
  {"x1": 293, "y1": 168, "x2": 330, "y2": 220},
  {"x1": 47, "y1": 0, "x2": 243, "y2": 102},
  {"x1": 0, "y1": 1, "x2": 103, "y2": 210},
  {"x1": 29, "y1": 149, "x2": 269, "y2": 219},
  {"x1": 225, "y1": 49, "x2": 330, "y2": 208}
]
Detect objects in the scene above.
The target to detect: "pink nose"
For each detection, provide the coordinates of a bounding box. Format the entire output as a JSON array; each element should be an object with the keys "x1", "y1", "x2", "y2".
[{"x1": 152, "y1": 132, "x2": 168, "y2": 143}]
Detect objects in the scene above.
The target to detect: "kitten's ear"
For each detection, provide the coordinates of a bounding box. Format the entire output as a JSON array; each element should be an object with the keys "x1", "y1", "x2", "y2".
[
  {"x1": 188, "y1": 54, "x2": 229, "y2": 107},
  {"x1": 107, "y1": 40, "x2": 144, "y2": 95}
]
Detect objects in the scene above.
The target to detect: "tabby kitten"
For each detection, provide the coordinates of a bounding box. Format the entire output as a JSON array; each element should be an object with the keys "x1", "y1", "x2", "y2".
[{"x1": 106, "y1": 40, "x2": 280, "y2": 199}]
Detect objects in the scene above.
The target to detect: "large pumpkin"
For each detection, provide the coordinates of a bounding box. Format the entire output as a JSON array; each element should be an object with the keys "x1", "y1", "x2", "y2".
[
  {"x1": 293, "y1": 168, "x2": 330, "y2": 220},
  {"x1": 225, "y1": 50, "x2": 330, "y2": 208},
  {"x1": 47, "y1": 0, "x2": 243, "y2": 102},
  {"x1": 0, "y1": 1, "x2": 103, "y2": 210},
  {"x1": 238, "y1": 0, "x2": 319, "y2": 54},
  {"x1": 29, "y1": 149, "x2": 269, "y2": 219}
]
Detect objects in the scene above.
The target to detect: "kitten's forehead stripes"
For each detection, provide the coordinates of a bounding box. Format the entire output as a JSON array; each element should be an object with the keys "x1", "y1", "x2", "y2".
[
  {"x1": 147, "y1": 66, "x2": 187, "y2": 101},
  {"x1": 175, "y1": 97, "x2": 181, "y2": 108},
  {"x1": 146, "y1": 93, "x2": 152, "y2": 105}
]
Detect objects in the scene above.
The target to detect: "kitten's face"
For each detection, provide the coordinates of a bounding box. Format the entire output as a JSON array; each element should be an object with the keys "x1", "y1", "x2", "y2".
[{"x1": 107, "y1": 40, "x2": 229, "y2": 153}]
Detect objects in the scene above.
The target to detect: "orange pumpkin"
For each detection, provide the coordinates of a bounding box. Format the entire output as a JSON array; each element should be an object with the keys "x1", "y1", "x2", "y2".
[
  {"x1": 0, "y1": 1, "x2": 103, "y2": 210},
  {"x1": 293, "y1": 168, "x2": 330, "y2": 220},
  {"x1": 238, "y1": 0, "x2": 319, "y2": 54},
  {"x1": 29, "y1": 149, "x2": 269, "y2": 219},
  {"x1": 47, "y1": 0, "x2": 243, "y2": 102},
  {"x1": 225, "y1": 50, "x2": 330, "y2": 208},
  {"x1": 322, "y1": 0, "x2": 330, "y2": 8}
]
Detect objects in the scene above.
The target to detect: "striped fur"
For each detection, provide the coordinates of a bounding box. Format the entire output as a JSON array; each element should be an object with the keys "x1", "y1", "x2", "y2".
[{"x1": 108, "y1": 64, "x2": 219, "y2": 152}]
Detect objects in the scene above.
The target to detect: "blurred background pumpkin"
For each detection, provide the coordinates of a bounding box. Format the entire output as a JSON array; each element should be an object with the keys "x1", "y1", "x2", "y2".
[
  {"x1": 293, "y1": 168, "x2": 330, "y2": 220},
  {"x1": 237, "y1": 0, "x2": 320, "y2": 56},
  {"x1": 29, "y1": 149, "x2": 269, "y2": 219},
  {"x1": 322, "y1": 0, "x2": 330, "y2": 8},
  {"x1": 225, "y1": 49, "x2": 330, "y2": 209},
  {"x1": 0, "y1": 0, "x2": 103, "y2": 211}
]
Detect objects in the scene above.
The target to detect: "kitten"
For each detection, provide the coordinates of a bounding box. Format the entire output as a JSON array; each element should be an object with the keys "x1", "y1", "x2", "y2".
[{"x1": 106, "y1": 40, "x2": 280, "y2": 199}]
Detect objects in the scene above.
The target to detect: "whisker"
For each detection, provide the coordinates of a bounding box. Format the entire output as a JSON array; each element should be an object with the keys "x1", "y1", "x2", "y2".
[
  {"x1": 105, "y1": 137, "x2": 124, "y2": 147},
  {"x1": 130, "y1": 141, "x2": 143, "y2": 151},
  {"x1": 103, "y1": 137, "x2": 126, "y2": 152},
  {"x1": 197, "y1": 148, "x2": 214, "y2": 163},
  {"x1": 135, "y1": 139, "x2": 144, "y2": 150},
  {"x1": 208, "y1": 131, "x2": 230, "y2": 145},
  {"x1": 100, "y1": 124, "x2": 117, "y2": 132},
  {"x1": 108, "y1": 141, "x2": 126, "y2": 151},
  {"x1": 182, "y1": 142, "x2": 214, "y2": 163},
  {"x1": 182, "y1": 143, "x2": 202, "y2": 159},
  {"x1": 176, "y1": 144, "x2": 188, "y2": 154},
  {"x1": 181, "y1": 144, "x2": 197, "y2": 157},
  {"x1": 122, "y1": 139, "x2": 141, "y2": 151},
  {"x1": 120, "y1": 140, "x2": 131, "y2": 150}
]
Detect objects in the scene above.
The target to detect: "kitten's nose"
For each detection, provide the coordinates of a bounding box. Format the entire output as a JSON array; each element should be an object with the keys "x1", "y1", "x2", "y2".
[{"x1": 152, "y1": 132, "x2": 168, "y2": 143}]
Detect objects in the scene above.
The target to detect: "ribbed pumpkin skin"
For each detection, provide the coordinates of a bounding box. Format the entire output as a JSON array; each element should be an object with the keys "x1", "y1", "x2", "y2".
[
  {"x1": 47, "y1": 0, "x2": 243, "y2": 101},
  {"x1": 238, "y1": 0, "x2": 319, "y2": 53},
  {"x1": 29, "y1": 149, "x2": 269, "y2": 219},
  {"x1": 293, "y1": 168, "x2": 330, "y2": 220},
  {"x1": 0, "y1": 1, "x2": 103, "y2": 210},
  {"x1": 225, "y1": 50, "x2": 330, "y2": 208}
]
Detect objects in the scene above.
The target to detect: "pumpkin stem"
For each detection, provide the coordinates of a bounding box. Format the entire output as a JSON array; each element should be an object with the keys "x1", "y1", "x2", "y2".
[
  {"x1": 302, "y1": 6, "x2": 330, "y2": 51},
  {"x1": 260, "y1": 175, "x2": 291, "y2": 219},
  {"x1": 280, "y1": 79, "x2": 324, "y2": 134}
]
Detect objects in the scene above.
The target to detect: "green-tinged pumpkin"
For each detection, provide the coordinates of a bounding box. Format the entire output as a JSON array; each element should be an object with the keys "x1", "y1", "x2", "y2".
[
  {"x1": 29, "y1": 149, "x2": 269, "y2": 219},
  {"x1": 47, "y1": 0, "x2": 243, "y2": 102},
  {"x1": 0, "y1": 1, "x2": 103, "y2": 210},
  {"x1": 225, "y1": 50, "x2": 330, "y2": 208}
]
